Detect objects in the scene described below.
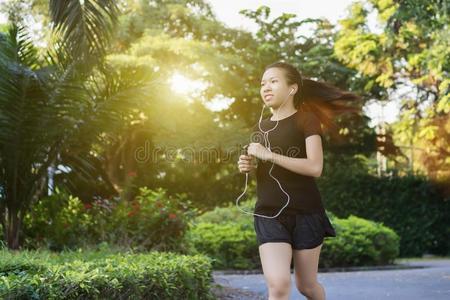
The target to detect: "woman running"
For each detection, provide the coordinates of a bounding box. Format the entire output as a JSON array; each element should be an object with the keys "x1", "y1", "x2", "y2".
[{"x1": 237, "y1": 61, "x2": 360, "y2": 300}]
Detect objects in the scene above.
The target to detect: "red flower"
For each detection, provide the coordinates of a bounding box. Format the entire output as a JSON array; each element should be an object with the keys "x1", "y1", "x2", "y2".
[
  {"x1": 127, "y1": 171, "x2": 137, "y2": 177},
  {"x1": 131, "y1": 200, "x2": 140, "y2": 208},
  {"x1": 168, "y1": 213, "x2": 177, "y2": 219},
  {"x1": 83, "y1": 203, "x2": 92, "y2": 210}
]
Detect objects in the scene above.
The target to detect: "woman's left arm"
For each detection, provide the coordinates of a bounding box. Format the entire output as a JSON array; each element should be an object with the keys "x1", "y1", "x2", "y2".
[
  {"x1": 248, "y1": 135, "x2": 323, "y2": 177},
  {"x1": 270, "y1": 135, "x2": 323, "y2": 177}
]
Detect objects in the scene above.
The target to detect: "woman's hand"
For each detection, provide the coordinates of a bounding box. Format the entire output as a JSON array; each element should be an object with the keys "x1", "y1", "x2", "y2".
[
  {"x1": 238, "y1": 154, "x2": 257, "y2": 173},
  {"x1": 247, "y1": 142, "x2": 272, "y2": 161}
]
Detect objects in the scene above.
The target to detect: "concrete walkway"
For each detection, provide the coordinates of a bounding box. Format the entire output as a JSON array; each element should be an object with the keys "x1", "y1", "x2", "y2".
[{"x1": 212, "y1": 259, "x2": 450, "y2": 300}]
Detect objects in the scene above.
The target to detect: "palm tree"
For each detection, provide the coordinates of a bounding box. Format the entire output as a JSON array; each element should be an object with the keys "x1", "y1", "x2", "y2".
[{"x1": 0, "y1": 0, "x2": 155, "y2": 250}]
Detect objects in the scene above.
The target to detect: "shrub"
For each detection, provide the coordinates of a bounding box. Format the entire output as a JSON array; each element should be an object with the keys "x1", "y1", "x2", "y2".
[
  {"x1": 320, "y1": 215, "x2": 400, "y2": 268},
  {"x1": 22, "y1": 187, "x2": 198, "y2": 253},
  {"x1": 102, "y1": 187, "x2": 198, "y2": 252},
  {"x1": 184, "y1": 198, "x2": 259, "y2": 269},
  {"x1": 186, "y1": 222, "x2": 259, "y2": 270},
  {"x1": 0, "y1": 248, "x2": 214, "y2": 300},
  {"x1": 185, "y1": 199, "x2": 400, "y2": 269},
  {"x1": 22, "y1": 187, "x2": 92, "y2": 251},
  {"x1": 319, "y1": 162, "x2": 450, "y2": 257}
]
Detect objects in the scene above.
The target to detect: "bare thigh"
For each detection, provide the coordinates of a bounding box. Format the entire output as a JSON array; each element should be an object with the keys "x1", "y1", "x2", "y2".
[
  {"x1": 259, "y1": 242, "x2": 293, "y2": 297},
  {"x1": 293, "y1": 243, "x2": 322, "y2": 291}
]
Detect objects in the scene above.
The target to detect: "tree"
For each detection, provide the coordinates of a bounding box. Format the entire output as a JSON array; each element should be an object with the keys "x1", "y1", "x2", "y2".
[
  {"x1": 334, "y1": 0, "x2": 449, "y2": 180},
  {"x1": 0, "y1": 0, "x2": 155, "y2": 249}
]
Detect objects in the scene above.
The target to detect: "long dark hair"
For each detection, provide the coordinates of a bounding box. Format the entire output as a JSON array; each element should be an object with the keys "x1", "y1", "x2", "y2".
[{"x1": 264, "y1": 61, "x2": 362, "y2": 138}]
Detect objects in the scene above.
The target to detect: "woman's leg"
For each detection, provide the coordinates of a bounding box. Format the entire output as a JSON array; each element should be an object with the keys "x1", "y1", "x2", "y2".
[
  {"x1": 293, "y1": 243, "x2": 325, "y2": 300},
  {"x1": 259, "y1": 242, "x2": 293, "y2": 300}
]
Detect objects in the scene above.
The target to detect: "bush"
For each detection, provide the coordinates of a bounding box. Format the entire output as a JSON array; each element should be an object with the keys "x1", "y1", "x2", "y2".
[
  {"x1": 185, "y1": 198, "x2": 400, "y2": 269},
  {"x1": 186, "y1": 222, "x2": 259, "y2": 270},
  {"x1": 184, "y1": 198, "x2": 259, "y2": 269},
  {"x1": 22, "y1": 187, "x2": 92, "y2": 250},
  {"x1": 195, "y1": 197, "x2": 256, "y2": 224},
  {"x1": 22, "y1": 186, "x2": 198, "y2": 253},
  {"x1": 319, "y1": 158, "x2": 450, "y2": 257},
  {"x1": 0, "y1": 248, "x2": 214, "y2": 300},
  {"x1": 320, "y1": 215, "x2": 400, "y2": 268},
  {"x1": 101, "y1": 186, "x2": 197, "y2": 252}
]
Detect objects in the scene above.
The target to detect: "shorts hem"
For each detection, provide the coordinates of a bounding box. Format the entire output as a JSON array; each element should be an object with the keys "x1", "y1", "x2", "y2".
[
  {"x1": 292, "y1": 238, "x2": 324, "y2": 250},
  {"x1": 258, "y1": 239, "x2": 293, "y2": 246}
]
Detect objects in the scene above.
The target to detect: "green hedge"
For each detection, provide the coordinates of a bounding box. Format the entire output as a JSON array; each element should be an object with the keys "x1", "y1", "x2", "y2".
[
  {"x1": 0, "y1": 248, "x2": 214, "y2": 300},
  {"x1": 185, "y1": 221, "x2": 259, "y2": 270},
  {"x1": 20, "y1": 186, "x2": 197, "y2": 253},
  {"x1": 185, "y1": 199, "x2": 400, "y2": 269},
  {"x1": 319, "y1": 156, "x2": 450, "y2": 257},
  {"x1": 321, "y1": 215, "x2": 400, "y2": 267}
]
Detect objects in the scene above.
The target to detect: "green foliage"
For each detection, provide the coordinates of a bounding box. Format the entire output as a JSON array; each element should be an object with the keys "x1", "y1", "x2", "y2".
[
  {"x1": 22, "y1": 187, "x2": 197, "y2": 253},
  {"x1": 186, "y1": 222, "x2": 259, "y2": 270},
  {"x1": 49, "y1": 0, "x2": 119, "y2": 67},
  {"x1": 319, "y1": 158, "x2": 450, "y2": 257},
  {"x1": 0, "y1": 248, "x2": 214, "y2": 300},
  {"x1": 185, "y1": 199, "x2": 399, "y2": 269},
  {"x1": 0, "y1": 0, "x2": 137, "y2": 250},
  {"x1": 335, "y1": 0, "x2": 449, "y2": 181},
  {"x1": 22, "y1": 187, "x2": 92, "y2": 251},
  {"x1": 195, "y1": 197, "x2": 257, "y2": 224},
  {"x1": 104, "y1": 187, "x2": 198, "y2": 252},
  {"x1": 322, "y1": 215, "x2": 400, "y2": 267},
  {"x1": 184, "y1": 198, "x2": 259, "y2": 269}
]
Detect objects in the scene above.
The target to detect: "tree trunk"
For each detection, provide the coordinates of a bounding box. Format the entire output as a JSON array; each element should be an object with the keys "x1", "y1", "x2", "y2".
[{"x1": 5, "y1": 208, "x2": 21, "y2": 250}]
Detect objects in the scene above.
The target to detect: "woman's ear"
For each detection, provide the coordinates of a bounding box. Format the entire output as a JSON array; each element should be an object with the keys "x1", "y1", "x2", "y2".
[{"x1": 289, "y1": 83, "x2": 299, "y2": 96}]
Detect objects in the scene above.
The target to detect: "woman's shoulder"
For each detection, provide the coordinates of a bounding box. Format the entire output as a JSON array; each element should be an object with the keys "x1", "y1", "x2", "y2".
[
  {"x1": 294, "y1": 110, "x2": 319, "y2": 125},
  {"x1": 295, "y1": 110, "x2": 322, "y2": 137},
  {"x1": 297, "y1": 110, "x2": 317, "y2": 120}
]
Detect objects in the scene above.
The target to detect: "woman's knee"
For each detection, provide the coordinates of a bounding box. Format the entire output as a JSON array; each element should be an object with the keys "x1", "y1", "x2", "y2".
[
  {"x1": 267, "y1": 276, "x2": 291, "y2": 298},
  {"x1": 296, "y1": 281, "x2": 320, "y2": 297}
]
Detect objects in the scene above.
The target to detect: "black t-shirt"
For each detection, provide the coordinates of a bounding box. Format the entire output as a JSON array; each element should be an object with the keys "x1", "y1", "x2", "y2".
[{"x1": 250, "y1": 110, "x2": 325, "y2": 216}]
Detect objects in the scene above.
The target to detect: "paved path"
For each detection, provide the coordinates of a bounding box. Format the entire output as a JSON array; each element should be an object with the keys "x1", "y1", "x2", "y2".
[{"x1": 212, "y1": 259, "x2": 450, "y2": 300}]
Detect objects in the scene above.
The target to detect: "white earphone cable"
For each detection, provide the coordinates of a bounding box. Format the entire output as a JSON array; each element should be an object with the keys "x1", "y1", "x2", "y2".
[{"x1": 236, "y1": 88, "x2": 295, "y2": 219}]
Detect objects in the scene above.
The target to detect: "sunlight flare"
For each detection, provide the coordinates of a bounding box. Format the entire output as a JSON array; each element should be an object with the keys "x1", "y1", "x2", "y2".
[{"x1": 169, "y1": 72, "x2": 208, "y2": 97}]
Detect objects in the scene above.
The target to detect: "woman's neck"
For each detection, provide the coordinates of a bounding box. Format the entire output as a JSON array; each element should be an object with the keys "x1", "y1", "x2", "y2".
[{"x1": 270, "y1": 106, "x2": 297, "y2": 121}]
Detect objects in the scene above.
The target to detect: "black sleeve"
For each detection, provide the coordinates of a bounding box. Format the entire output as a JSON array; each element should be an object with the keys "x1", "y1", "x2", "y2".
[{"x1": 303, "y1": 112, "x2": 322, "y2": 138}]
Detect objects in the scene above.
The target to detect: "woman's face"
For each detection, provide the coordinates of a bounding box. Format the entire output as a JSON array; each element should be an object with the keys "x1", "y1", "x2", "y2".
[{"x1": 260, "y1": 67, "x2": 293, "y2": 109}]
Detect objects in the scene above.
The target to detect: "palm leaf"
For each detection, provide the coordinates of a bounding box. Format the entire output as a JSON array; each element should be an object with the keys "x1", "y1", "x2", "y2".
[{"x1": 49, "y1": 0, "x2": 119, "y2": 67}]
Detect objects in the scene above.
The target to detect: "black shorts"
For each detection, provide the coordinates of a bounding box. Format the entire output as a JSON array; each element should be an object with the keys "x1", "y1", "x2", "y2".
[{"x1": 253, "y1": 211, "x2": 337, "y2": 250}]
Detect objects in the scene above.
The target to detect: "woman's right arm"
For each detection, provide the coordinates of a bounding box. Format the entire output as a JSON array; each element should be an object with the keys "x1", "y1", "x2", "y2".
[{"x1": 238, "y1": 155, "x2": 257, "y2": 173}]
